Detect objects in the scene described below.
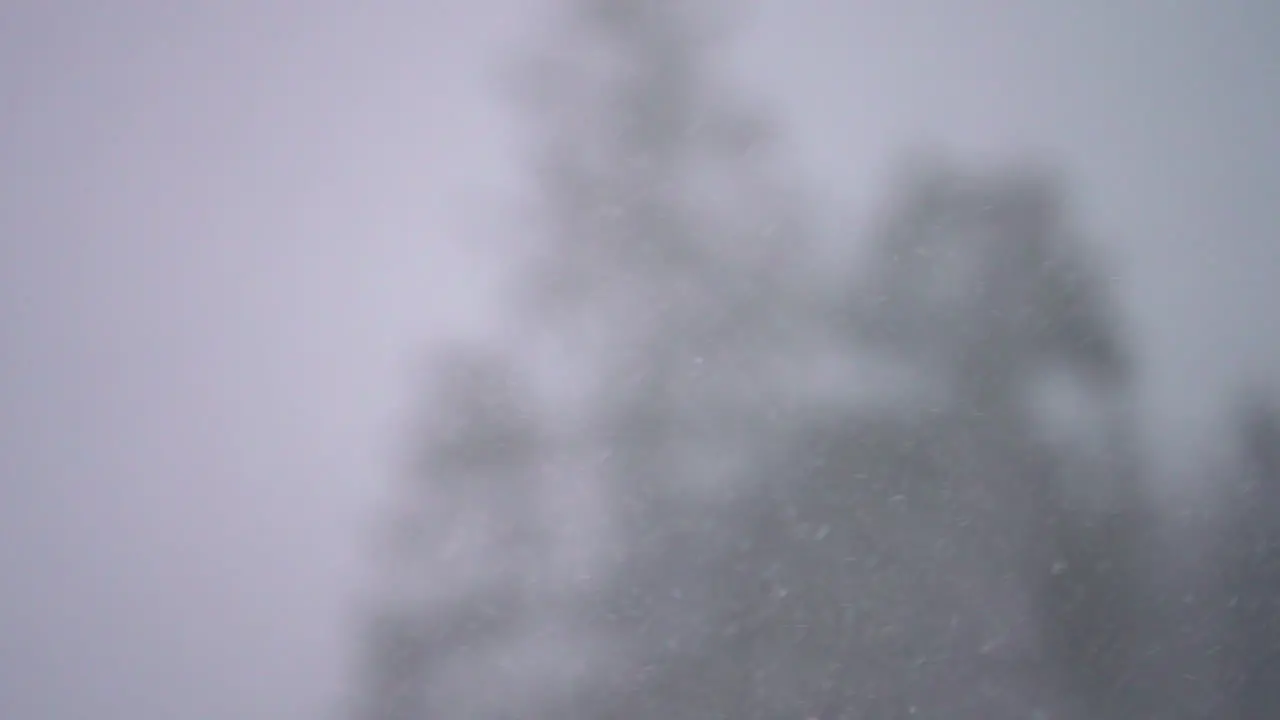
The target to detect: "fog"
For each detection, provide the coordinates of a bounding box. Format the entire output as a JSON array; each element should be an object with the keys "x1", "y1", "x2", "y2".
[{"x1": 2, "y1": 2, "x2": 1278, "y2": 719}]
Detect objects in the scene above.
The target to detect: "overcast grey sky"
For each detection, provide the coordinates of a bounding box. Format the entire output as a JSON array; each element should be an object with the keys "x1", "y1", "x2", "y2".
[{"x1": 2, "y1": 2, "x2": 1277, "y2": 719}]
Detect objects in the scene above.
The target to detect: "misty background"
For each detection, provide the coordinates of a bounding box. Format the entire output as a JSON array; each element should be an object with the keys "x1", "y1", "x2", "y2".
[{"x1": 3, "y1": 2, "x2": 1279, "y2": 719}]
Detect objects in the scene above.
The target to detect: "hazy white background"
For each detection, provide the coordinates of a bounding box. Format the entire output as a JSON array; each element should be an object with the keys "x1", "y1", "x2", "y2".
[{"x1": 2, "y1": 2, "x2": 1277, "y2": 718}]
